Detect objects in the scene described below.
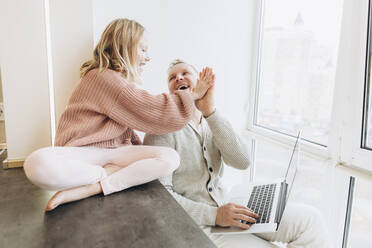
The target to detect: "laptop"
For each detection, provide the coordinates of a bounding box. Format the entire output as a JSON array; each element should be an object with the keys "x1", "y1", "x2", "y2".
[
  {"x1": 211, "y1": 131, "x2": 301, "y2": 234},
  {"x1": 342, "y1": 176, "x2": 355, "y2": 248}
]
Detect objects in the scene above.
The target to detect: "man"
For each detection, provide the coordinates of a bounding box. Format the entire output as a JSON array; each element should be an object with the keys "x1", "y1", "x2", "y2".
[{"x1": 144, "y1": 60, "x2": 329, "y2": 247}]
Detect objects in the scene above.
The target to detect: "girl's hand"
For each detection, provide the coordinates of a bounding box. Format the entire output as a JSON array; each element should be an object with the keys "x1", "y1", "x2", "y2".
[{"x1": 191, "y1": 67, "x2": 215, "y2": 100}]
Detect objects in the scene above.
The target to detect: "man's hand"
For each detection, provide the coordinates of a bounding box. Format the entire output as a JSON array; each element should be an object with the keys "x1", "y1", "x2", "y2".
[
  {"x1": 195, "y1": 69, "x2": 215, "y2": 117},
  {"x1": 195, "y1": 85, "x2": 215, "y2": 117},
  {"x1": 215, "y1": 203, "x2": 259, "y2": 230},
  {"x1": 191, "y1": 67, "x2": 214, "y2": 101}
]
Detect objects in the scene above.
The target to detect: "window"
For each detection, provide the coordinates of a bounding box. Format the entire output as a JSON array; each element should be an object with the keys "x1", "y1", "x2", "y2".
[
  {"x1": 362, "y1": 3, "x2": 372, "y2": 150},
  {"x1": 362, "y1": 71, "x2": 372, "y2": 150},
  {"x1": 254, "y1": 0, "x2": 344, "y2": 146}
]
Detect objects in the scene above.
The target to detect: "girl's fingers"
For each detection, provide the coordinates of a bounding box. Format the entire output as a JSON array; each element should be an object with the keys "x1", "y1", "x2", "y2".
[
  {"x1": 198, "y1": 67, "x2": 215, "y2": 84},
  {"x1": 203, "y1": 68, "x2": 207, "y2": 78}
]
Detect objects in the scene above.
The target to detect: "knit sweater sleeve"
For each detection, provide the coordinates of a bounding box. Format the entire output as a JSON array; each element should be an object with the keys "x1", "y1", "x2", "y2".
[
  {"x1": 205, "y1": 110, "x2": 250, "y2": 170},
  {"x1": 109, "y1": 81, "x2": 194, "y2": 135},
  {"x1": 143, "y1": 133, "x2": 218, "y2": 226},
  {"x1": 161, "y1": 175, "x2": 218, "y2": 226}
]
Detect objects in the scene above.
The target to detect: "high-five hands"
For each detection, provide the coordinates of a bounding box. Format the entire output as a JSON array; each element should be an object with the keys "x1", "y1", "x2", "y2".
[
  {"x1": 195, "y1": 67, "x2": 216, "y2": 117},
  {"x1": 215, "y1": 203, "x2": 259, "y2": 230},
  {"x1": 191, "y1": 67, "x2": 215, "y2": 101}
]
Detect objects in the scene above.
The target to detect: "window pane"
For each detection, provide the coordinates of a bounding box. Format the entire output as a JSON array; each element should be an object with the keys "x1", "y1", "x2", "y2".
[
  {"x1": 363, "y1": 1, "x2": 372, "y2": 150},
  {"x1": 349, "y1": 176, "x2": 372, "y2": 247},
  {"x1": 255, "y1": 0, "x2": 344, "y2": 146},
  {"x1": 365, "y1": 82, "x2": 372, "y2": 149},
  {"x1": 254, "y1": 138, "x2": 329, "y2": 220}
]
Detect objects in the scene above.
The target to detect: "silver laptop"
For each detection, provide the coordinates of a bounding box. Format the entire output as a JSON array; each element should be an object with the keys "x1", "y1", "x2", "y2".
[{"x1": 211, "y1": 131, "x2": 301, "y2": 234}]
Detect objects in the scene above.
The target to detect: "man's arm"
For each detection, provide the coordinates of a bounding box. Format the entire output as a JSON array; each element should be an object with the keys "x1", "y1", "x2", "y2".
[
  {"x1": 195, "y1": 83, "x2": 250, "y2": 170},
  {"x1": 205, "y1": 111, "x2": 250, "y2": 170},
  {"x1": 143, "y1": 133, "x2": 218, "y2": 226},
  {"x1": 159, "y1": 174, "x2": 218, "y2": 226}
]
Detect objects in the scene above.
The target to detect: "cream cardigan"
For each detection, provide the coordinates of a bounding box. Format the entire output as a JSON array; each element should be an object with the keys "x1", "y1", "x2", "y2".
[{"x1": 144, "y1": 111, "x2": 251, "y2": 226}]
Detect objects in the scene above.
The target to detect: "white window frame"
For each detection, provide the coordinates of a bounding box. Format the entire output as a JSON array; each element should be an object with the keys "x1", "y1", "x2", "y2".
[
  {"x1": 336, "y1": 0, "x2": 372, "y2": 171},
  {"x1": 245, "y1": 0, "x2": 372, "y2": 172}
]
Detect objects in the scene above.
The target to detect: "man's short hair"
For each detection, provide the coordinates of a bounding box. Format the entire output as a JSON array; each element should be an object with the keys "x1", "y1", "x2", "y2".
[{"x1": 168, "y1": 59, "x2": 198, "y2": 74}]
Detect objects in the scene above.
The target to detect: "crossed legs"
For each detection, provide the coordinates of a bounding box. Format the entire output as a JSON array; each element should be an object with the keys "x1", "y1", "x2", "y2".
[{"x1": 23, "y1": 145, "x2": 180, "y2": 211}]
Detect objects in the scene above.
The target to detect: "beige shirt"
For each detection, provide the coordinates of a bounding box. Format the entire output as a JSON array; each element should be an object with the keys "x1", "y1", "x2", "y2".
[{"x1": 143, "y1": 111, "x2": 250, "y2": 226}]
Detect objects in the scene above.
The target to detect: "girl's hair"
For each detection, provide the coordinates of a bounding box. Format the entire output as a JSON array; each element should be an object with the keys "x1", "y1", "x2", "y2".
[{"x1": 80, "y1": 18, "x2": 144, "y2": 82}]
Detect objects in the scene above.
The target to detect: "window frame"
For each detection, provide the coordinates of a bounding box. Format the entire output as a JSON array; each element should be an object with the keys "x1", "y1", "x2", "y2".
[
  {"x1": 246, "y1": 0, "x2": 372, "y2": 171},
  {"x1": 246, "y1": 0, "x2": 333, "y2": 160},
  {"x1": 361, "y1": 0, "x2": 372, "y2": 152},
  {"x1": 337, "y1": 0, "x2": 372, "y2": 171}
]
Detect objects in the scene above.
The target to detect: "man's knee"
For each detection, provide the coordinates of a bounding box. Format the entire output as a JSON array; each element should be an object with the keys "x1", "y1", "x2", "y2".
[
  {"x1": 281, "y1": 203, "x2": 325, "y2": 232},
  {"x1": 300, "y1": 204, "x2": 325, "y2": 228}
]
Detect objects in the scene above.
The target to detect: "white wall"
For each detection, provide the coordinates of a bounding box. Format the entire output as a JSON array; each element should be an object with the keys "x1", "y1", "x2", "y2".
[
  {"x1": 49, "y1": 0, "x2": 94, "y2": 128},
  {"x1": 0, "y1": 0, "x2": 52, "y2": 159},
  {"x1": 0, "y1": 0, "x2": 258, "y2": 160},
  {"x1": 0, "y1": 0, "x2": 94, "y2": 160},
  {"x1": 93, "y1": 0, "x2": 258, "y2": 130}
]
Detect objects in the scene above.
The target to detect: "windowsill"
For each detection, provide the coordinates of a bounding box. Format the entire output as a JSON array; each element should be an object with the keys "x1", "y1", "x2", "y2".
[
  {"x1": 243, "y1": 126, "x2": 372, "y2": 174},
  {"x1": 337, "y1": 162, "x2": 372, "y2": 180},
  {"x1": 242, "y1": 127, "x2": 330, "y2": 161}
]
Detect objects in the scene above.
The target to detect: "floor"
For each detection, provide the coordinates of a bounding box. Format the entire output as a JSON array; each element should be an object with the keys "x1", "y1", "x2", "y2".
[{"x1": 0, "y1": 167, "x2": 216, "y2": 248}]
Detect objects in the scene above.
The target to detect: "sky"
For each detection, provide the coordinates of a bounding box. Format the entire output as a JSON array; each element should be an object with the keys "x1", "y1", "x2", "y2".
[{"x1": 264, "y1": 0, "x2": 344, "y2": 46}]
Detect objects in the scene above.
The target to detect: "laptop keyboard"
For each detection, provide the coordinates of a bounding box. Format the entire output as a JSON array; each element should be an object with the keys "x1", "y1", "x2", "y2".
[{"x1": 246, "y1": 184, "x2": 276, "y2": 224}]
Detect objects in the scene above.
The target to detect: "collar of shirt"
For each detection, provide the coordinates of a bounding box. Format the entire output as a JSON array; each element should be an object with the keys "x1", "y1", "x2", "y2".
[{"x1": 188, "y1": 117, "x2": 206, "y2": 139}]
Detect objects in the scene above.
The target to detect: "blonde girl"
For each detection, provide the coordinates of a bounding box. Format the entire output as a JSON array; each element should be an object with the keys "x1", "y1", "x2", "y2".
[{"x1": 23, "y1": 18, "x2": 214, "y2": 211}]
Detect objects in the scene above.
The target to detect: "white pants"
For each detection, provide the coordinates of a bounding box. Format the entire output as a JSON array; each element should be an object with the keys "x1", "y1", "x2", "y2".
[
  {"x1": 23, "y1": 145, "x2": 180, "y2": 195},
  {"x1": 203, "y1": 203, "x2": 331, "y2": 248}
]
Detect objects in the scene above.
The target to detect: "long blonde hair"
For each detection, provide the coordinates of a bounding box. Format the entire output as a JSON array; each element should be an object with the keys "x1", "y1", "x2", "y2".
[{"x1": 80, "y1": 18, "x2": 144, "y2": 82}]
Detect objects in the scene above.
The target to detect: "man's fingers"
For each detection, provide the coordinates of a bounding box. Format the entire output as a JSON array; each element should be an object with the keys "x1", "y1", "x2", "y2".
[
  {"x1": 231, "y1": 220, "x2": 251, "y2": 230},
  {"x1": 233, "y1": 214, "x2": 257, "y2": 224},
  {"x1": 233, "y1": 204, "x2": 258, "y2": 215},
  {"x1": 235, "y1": 208, "x2": 259, "y2": 219}
]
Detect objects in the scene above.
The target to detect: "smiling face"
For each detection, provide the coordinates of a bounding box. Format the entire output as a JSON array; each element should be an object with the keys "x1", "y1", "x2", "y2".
[
  {"x1": 137, "y1": 33, "x2": 150, "y2": 74},
  {"x1": 167, "y1": 63, "x2": 198, "y2": 93}
]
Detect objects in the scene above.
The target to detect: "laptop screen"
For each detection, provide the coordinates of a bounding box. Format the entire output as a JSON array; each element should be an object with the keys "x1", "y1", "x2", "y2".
[{"x1": 284, "y1": 131, "x2": 301, "y2": 202}]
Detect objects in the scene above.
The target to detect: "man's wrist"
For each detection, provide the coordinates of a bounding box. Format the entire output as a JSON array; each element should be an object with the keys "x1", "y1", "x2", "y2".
[{"x1": 202, "y1": 108, "x2": 216, "y2": 118}]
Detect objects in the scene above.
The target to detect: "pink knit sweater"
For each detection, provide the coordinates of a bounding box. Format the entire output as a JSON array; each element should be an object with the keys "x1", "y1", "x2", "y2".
[{"x1": 54, "y1": 69, "x2": 194, "y2": 148}]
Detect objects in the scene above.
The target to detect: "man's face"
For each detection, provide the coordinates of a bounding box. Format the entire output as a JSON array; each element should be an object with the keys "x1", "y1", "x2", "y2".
[{"x1": 167, "y1": 63, "x2": 197, "y2": 93}]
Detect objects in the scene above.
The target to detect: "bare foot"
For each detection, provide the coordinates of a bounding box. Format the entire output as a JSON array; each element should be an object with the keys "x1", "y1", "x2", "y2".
[
  {"x1": 45, "y1": 183, "x2": 102, "y2": 211},
  {"x1": 45, "y1": 164, "x2": 121, "y2": 211},
  {"x1": 103, "y1": 163, "x2": 122, "y2": 175}
]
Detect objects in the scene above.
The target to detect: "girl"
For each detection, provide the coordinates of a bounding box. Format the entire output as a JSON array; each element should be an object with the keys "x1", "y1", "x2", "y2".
[{"x1": 23, "y1": 18, "x2": 214, "y2": 211}]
